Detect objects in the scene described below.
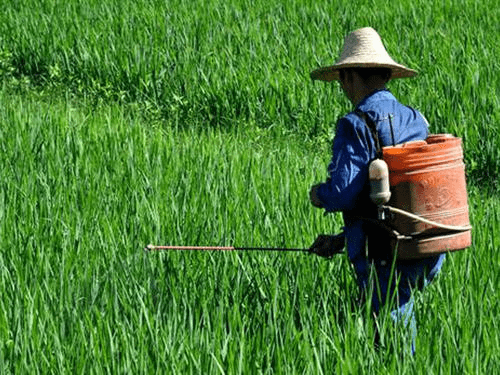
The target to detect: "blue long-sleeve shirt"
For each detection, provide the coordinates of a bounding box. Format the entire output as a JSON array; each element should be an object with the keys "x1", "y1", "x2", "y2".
[
  {"x1": 317, "y1": 89, "x2": 429, "y2": 213},
  {"x1": 315, "y1": 89, "x2": 444, "y2": 312}
]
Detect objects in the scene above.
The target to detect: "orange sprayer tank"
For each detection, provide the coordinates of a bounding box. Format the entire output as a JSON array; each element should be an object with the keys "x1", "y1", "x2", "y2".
[{"x1": 382, "y1": 134, "x2": 471, "y2": 259}]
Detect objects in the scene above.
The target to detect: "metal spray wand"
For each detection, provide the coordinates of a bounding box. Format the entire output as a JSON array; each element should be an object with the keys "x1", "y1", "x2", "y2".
[{"x1": 144, "y1": 244, "x2": 310, "y2": 252}]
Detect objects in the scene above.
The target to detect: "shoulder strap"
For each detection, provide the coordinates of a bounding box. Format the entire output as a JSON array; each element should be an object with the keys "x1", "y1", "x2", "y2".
[{"x1": 355, "y1": 109, "x2": 383, "y2": 159}]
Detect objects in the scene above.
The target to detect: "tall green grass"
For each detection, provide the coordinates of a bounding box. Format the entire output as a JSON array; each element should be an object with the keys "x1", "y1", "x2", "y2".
[{"x1": 1, "y1": 0, "x2": 499, "y2": 373}]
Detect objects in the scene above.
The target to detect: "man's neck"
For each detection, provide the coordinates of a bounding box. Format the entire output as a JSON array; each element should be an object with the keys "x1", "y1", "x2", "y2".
[{"x1": 353, "y1": 85, "x2": 387, "y2": 107}]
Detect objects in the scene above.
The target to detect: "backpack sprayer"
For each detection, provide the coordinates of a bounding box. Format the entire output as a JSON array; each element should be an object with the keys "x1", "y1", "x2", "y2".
[
  {"x1": 146, "y1": 114, "x2": 472, "y2": 260},
  {"x1": 363, "y1": 111, "x2": 471, "y2": 259},
  {"x1": 144, "y1": 141, "x2": 470, "y2": 260}
]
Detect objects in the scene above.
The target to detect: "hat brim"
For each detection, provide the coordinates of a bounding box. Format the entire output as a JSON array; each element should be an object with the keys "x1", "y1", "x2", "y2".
[{"x1": 310, "y1": 62, "x2": 417, "y2": 82}]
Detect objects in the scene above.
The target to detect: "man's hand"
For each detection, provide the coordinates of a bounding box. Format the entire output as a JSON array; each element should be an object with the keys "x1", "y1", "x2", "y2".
[
  {"x1": 309, "y1": 184, "x2": 323, "y2": 208},
  {"x1": 309, "y1": 233, "x2": 345, "y2": 258}
]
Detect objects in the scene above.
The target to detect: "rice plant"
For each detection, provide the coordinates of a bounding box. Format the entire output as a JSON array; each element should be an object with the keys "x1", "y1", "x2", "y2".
[{"x1": 0, "y1": 0, "x2": 499, "y2": 373}]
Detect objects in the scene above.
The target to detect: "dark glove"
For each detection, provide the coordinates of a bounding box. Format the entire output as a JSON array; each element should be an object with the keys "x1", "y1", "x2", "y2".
[{"x1": 309, "y1": 233, "x2": 345, "y2": 258}]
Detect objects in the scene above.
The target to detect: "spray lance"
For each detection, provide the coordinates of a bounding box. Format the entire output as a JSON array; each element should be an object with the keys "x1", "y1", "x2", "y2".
[
  {"x1": 144, "y1": 245, "x2": 308, "y2": 252},
  {"x1": 144, "y1": 232, "x2": 345, "y2": 259}
]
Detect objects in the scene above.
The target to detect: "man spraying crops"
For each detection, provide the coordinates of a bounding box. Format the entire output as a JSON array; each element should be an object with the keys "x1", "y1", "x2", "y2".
[{"x1": 308, "y1": 27, "x2": 445, "y2": 353}]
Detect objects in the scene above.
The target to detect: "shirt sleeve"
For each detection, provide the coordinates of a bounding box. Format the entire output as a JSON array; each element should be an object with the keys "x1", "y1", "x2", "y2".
[{"x1": 315, "y1": 115, "x2": 373, "y2": 212}]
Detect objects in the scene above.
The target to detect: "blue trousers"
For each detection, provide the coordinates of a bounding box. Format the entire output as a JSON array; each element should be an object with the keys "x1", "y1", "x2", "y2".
[
  {"x1": 368, "y1": 255, "x2": 444, "y2": 354},
  {"x1": 345, "y1": 223, "x2": 445, "y2": 353}
]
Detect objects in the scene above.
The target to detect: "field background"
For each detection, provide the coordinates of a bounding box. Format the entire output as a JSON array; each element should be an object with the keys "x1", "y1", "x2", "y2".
[{"x1": 1, "y1": 0, "x2": 499, "y2": 373}]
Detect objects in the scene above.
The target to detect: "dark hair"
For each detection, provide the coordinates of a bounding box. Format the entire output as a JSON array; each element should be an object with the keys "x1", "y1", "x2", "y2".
[{"x1": 339, "y1": 67, "x2": 392, "y2": 82}]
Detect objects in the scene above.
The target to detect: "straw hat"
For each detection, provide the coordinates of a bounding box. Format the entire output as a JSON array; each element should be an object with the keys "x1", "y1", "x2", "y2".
[{"x1": 310, "y1": 27, "x2": 417, "y2": 81}]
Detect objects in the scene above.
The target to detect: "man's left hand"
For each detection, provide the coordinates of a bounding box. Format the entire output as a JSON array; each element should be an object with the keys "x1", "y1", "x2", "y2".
[{"x1": 309, "y1": 184, "x2": 323, "y2": 208}]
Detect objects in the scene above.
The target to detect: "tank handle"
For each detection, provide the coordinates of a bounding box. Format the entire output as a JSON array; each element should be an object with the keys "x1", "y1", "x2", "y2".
[{"x1": 383, "y1": 206, "x2": 472, "y2": 233}]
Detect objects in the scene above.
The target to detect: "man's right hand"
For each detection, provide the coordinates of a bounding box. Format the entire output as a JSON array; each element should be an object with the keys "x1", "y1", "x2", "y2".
[
  {"x1": 309, "y1": 233, "x2": 345, "y2": 258},
  {"x1": 309, "y1": 184, "x2": 323, "y2": 208}
]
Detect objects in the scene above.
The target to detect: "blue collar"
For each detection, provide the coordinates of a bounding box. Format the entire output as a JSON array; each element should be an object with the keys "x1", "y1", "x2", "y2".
[{"x1": 356, "y1": 89, "x2": 395, "y2": 110}]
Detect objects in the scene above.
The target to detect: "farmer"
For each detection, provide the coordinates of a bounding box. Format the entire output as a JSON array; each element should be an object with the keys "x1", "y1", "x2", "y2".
[{"x1": 308, "y1": 27, "x2": 445, "y2": 353}]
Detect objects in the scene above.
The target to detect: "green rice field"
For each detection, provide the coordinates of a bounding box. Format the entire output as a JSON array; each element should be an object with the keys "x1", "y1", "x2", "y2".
[{"x1": 1, "y1": 0, "x2": 499, "y2": 373}]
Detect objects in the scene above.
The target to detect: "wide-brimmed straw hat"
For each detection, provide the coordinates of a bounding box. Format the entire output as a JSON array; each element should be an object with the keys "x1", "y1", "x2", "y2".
[{"x1": 310, "y1": 27, "x2": 417, "y2": 81}]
